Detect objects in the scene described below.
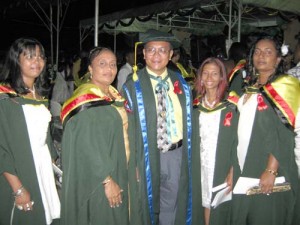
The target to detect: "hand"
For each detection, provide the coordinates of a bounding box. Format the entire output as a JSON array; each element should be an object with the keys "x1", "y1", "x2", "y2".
[
  {"x1": 259, "y1": 170, "x2": 276, "y2": 195},
  {"x1": 225, "y1": 167, "x2": 233, "y2": 194},
  {"x1": 15, "y1": 188, "x2": 34, "y2": 211},
  {"x1": 104, "y1": 179, "x2": 123, "y2": 208}
]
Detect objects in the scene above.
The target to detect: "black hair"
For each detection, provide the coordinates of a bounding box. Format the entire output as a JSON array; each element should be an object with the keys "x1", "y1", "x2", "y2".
[
  {"x1": 88, "y1": 46, "x2": 114, "y2": 65},
  {"x1": 0, "y1": 37, "x2": 50, "y2": 97},
  {"x1": 228, "y1": 42, "x2": 248, "y2": 64},
  {"x1": 246, "y1": 35, "x2": 284, "y2": 86}
]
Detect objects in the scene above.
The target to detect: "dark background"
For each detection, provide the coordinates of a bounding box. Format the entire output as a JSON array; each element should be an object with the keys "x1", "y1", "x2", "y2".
[{"x1": 0, "y1": 0, "x2": 162, "y2": 55}]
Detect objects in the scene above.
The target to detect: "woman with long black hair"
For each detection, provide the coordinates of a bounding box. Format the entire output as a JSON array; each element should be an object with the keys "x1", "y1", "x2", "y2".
[{"x1": 231, "y1": 35, "x2": 300, "y2": 225}]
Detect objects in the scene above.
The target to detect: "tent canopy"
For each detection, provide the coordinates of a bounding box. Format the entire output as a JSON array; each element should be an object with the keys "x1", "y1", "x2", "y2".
[{"x1": 80, "y1": 0, "x2": 299, "y2": 35}]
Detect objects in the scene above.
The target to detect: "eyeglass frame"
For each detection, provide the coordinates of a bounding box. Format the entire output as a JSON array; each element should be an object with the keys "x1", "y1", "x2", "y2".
[
  {"x1": 144, "y1": 46, "x2": 172, "y2": 56},
  {"x1": 23, "y1": 53, "x2": 47, "y2": 62}
]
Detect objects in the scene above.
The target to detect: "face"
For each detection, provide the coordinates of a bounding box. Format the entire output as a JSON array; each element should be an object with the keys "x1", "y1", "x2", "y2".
[
  {"x1": 201, "y1": 62, "x2": 222, "y2": 91},
  {"x1": 89, "y1": 49, "x2": 117, "y2": 89},
  {"x1": 143, "y1": 41, "x2": 173, "y2": 75},
  {"x1": 126, "y1": 52, "x2": 135, "y2": 66},
  {"x1": 19, "y1": 46, "x2": 46, "y2": 83},
  {"x1": 253, "y1": 39, "x2": 281, "y2": 76}
]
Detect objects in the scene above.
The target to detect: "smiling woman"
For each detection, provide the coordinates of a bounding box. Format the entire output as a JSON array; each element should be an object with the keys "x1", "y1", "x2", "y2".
[
  {"x1": 60, "y1": 46, "x2": 130, "y2": 225},
  {"x1": 0, "y1": 37, "x2": 60, "y2": 225}
]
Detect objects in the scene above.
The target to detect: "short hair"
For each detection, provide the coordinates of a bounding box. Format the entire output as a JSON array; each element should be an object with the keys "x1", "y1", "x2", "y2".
[
  {"x1": 195, "y1": 57, "x2": 228, "y2": 103},
  {"x1": 228, "y1": 42, "x2": 248, "y2": 64}
]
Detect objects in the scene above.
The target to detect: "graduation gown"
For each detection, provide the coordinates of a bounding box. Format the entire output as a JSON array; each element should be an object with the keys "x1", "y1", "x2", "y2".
[
  {"x1": 0, "y1": 86, "x2": 58, "y2": 225},
  {"x1": 232, "y1": 75, "x2": 300, "y2": 225},
  {"x1": 60, "y1": 83, "x2": 129, "y2": 225},
  {"x1": 122, "y1": 68, "x2": 193, "y2": 225},
  {"x1": 192, "y1": 95, "x2": 239, "y2": 225},
  {"x1": 227, "y1": 59, "x2": 246, "y2": 96}
]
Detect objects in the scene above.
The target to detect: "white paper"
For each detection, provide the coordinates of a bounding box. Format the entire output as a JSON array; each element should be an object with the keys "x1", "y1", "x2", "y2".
[
  {"x1": 211, "y1": 186, "x2": 232, "y2": 208},
  {"x1": 212, "y1": 182, "x2": 228, "y2": 193},
  {"x1": 52, "y1": 163, "x2": 63, "y2": 176},
  {"x1": 233, "y1": 176, "x2": 285, "y2": 194}
]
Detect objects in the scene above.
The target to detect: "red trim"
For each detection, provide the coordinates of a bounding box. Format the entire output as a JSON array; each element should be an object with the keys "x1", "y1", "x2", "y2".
[
  {"x1": 227, "y1": 61, "x2": 245, "y2": 82},
  {"x1": 227, "y1": 95, "x2": 239, "y2": 104},
  {"x1": 61, "y1": 93, "x2": 102, "y2": 121},
  {"x1": 265, "y1": 84, "x2": 295, "y2": 126},
  {"x1": 0, "y1": 85, "x2": 15, "y2": 94}
]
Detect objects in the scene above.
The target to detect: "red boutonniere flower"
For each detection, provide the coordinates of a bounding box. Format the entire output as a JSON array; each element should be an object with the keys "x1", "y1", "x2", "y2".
[
  {"x1": 193, "y1": 98, "x2": 200, "y2": 106},
  {"x1": 124, "y1": 100, "x2": 132, "y2": 113},
  {"x1": 173, "y1": 81, "x2": 182, "y2": 94},
  {"x1": 223, "y1": 112, "x2": 233, "y2": 127},
  {"x1": 257, "y1": 94, "x2": 268, "y2": 111}
]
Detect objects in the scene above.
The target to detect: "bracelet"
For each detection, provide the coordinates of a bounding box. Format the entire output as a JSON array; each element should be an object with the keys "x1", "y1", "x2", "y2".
[
  {"x1": 12, "y1": 186, "x2": 24, "y2": 198},
  {"x1": 102, "y1": 176, "x2": 111, "y2": 186},
  {"x1": 265, "y1": 169, "x2": 278, "y2": 176}
]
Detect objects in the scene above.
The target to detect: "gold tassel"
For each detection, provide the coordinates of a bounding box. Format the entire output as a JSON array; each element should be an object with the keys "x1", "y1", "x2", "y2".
[{"x1": 133, "y1": 41, "x2": 143, "y2": 81}]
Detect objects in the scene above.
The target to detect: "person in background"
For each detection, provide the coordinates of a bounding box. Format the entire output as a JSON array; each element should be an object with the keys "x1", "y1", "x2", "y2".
[
  {"x1": 51, "y1": 54, "x2": 74, "y2": 107},
  {"x1": 192, "y1": 57, "x2": 238, "y2": 225},
  {"x1": 231, "y1": 35, "x2": 300, "y2": 225},
  {"x1": 288, "y1": 39, "x2": 300, "y2": 80},
  {"x1": 223, "y1": 42, "x2": 248, "y2": 95},
  {"x1": 60, "y1": 47, "x2": 130, "y2": 225},
  {"x1": 72, "y1": 49, "x2": 90, "y2": 88},
  {"x1": 168, "y1": 47, "x2": 196, "y2": 86},
  {"x1": 0, "y1": 37, "x2": 60, "y2": 225},
  {"x1": 122, "y1": 29, "x2": 193, "y2": 225},
  {"x1": 117, "y1": 48, "x2": 134, "y2": 91}
]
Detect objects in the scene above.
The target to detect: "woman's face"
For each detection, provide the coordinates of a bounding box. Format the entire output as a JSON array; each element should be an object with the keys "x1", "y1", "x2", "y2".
[
  {"x1": 19, "y1": 46, "x2": 46, "y2": 83},
  {"x1": 201, "y1": 62, "x2": 222, "y2": 92},
  {"x1": 253, "y1": 39, "x2": 281, "y2": 76},
  {"x1": 89, "y1": 49, "x2": 117, "y2": 89},
  {"x1": 143, "y1": 41, "x2": 173, "y2": 75}
]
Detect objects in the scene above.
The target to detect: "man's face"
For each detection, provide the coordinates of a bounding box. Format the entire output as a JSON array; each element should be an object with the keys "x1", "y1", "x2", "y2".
[{"x1": 143, "y1": 41, "x2": 173, "y2": 75}]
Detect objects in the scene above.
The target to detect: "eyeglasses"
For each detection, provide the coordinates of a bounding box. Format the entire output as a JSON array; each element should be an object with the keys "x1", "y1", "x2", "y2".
[
  {"x1": 97, "y1": 60, "x2": 117, "y2": 69},
  {"x1": 145, "y1": 47, "x2": 170, "y2": 56},
  {"x1": 24, "y1": 54, "x2": 46, "y2": 61}
]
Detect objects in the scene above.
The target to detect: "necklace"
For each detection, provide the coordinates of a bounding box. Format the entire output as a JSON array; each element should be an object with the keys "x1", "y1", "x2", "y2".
[
  {"x1": 27, "y1": 85, "x2": 36, "y2": 99},
  {"x1": 204, "y1": 95, "x2": 216, "y2": 108}
]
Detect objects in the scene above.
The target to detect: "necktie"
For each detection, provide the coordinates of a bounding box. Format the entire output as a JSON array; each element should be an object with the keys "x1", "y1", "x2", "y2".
[{"x1": 150, "y1": 75, "x2": 172, "y2": 152}]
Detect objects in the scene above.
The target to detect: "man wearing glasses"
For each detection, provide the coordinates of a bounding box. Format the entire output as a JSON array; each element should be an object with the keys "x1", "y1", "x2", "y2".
[{"x1": 122, "y1": 29, "x2": 194, "y2": 225}]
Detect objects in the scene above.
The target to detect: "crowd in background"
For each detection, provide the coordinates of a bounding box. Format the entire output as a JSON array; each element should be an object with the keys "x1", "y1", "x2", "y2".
[{"x1": 0, "y1": 28, "x2": 300, "y2": 225}]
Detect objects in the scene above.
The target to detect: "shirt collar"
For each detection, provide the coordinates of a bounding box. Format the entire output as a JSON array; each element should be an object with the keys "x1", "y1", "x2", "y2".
[{"x1": 146, "y1": 67, "x2": 168, "y2": 79}]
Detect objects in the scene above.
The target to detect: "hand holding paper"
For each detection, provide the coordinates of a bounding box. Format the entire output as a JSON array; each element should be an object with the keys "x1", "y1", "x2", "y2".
[
  {"x1": 211, "y1": 182, "x2": 232, "y2": 208},
  {"x1": 233, "y1": 176, "x2": 286, "y2": 195}
]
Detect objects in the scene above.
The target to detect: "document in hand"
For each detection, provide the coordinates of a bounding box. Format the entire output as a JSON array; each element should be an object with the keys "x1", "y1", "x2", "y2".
[
  {"x1": 211, "y1": 182, "x2": 232, "y2": 208},
  {"x1": 232, "y1": 176, "x2": 286, "y2": 195}
]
